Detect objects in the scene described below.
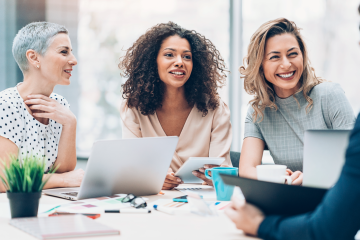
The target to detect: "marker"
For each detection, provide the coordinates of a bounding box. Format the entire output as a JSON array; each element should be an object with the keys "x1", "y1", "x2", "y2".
[
  {"x1": 105, "y1": 209, "x2": 151, "y2": 213},
  {"x1": 153, "y1": 205, "x2": 174, "y2": 215}
]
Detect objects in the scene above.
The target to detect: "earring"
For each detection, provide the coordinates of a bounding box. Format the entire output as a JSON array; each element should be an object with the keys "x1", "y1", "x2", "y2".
[{"x1": 37, "y1": 65, "x2": 40, "y2": 69}]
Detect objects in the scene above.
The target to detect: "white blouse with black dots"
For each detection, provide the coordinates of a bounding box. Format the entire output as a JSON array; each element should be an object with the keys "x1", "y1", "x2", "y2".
[{"x1": 0, "y1": 84, "x2": 70, "y2": 172}]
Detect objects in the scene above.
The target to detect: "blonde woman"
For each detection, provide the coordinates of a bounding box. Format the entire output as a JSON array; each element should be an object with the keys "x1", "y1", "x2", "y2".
[{"x1": 238, "y1": 18, "x2": 355, "y2": 185}]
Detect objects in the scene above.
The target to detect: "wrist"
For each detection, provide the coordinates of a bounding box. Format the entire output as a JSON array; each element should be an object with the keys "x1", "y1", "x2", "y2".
[
  {"x1": 62, "y1": 116, "x2": 77, "y2": 128},
  {"x1": 251, "y1": 215, "x2": 265, "y2": 236}
]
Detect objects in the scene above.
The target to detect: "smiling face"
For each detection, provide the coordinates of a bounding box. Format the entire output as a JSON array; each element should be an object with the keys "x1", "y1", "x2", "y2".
[
  {"x1": 262, "y1": 33, "x2": 304, "y2": 98},
  {"x1": 156, "y1": 35, "x2": 193, "y2": 90},
  {"x1": 38, "y1": 33, "x2": 77, "y2": 85}
]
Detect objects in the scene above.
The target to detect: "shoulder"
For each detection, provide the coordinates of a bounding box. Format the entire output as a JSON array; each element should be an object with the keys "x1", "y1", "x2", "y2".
[
  {"x1": 211, "y1": 98, "x2": 230, "y2": 119},
  {"x1": 310, "y1": 82, "x2": 344, "y2": 97},
  {"x1": 120, "y1": 98, "x2": 140, "y2": 123},
  {"x1": 50, "y1": 92, "x2": 69, "y2": 107},
  {"x1": 0, "y1": 87, "x2": 22, "y2": 112}
]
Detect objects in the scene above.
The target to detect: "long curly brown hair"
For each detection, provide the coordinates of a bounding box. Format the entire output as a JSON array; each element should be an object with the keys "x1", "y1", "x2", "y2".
[{"x1": 119, "y1": 22, "x2": 227, "y2": 116}]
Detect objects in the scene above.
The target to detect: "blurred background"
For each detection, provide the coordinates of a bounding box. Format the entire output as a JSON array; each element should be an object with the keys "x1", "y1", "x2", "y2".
[{"x1": 1, "y1": 0, "x2": 360, "y2": 162}]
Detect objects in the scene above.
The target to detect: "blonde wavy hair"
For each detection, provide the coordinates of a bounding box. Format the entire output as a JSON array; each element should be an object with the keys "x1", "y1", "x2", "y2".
[{"x1": 241, "y1": 18, "x2": 324, "y2": 122}]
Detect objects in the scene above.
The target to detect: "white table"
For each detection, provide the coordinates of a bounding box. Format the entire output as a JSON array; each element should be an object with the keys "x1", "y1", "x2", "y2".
[{"x1": 0, "y1": 190, "x2": 260, "y2": 240}]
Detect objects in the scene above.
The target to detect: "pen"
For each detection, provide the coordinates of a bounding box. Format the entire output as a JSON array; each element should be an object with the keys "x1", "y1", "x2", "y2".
[
  {"x1": 105, "y1": 209, "x2": 151, "y2": 213},
  {"x1": 153, "y1": 205, "x2": 174, "y2": 215}
]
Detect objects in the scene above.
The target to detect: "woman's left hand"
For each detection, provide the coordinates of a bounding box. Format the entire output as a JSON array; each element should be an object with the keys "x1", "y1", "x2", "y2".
[
  {"x1": 286, "y1": 169, "x2": 303, "y2": 185},
  {"x1": 192, "y1": 164, "x2": 229, "y2": 186},
  {"x1": 225, "y1": 196, "x2": 265, "y2": 236},
  {"x1": 25, "y1": 94, "x2": 76, "y2": 126}
]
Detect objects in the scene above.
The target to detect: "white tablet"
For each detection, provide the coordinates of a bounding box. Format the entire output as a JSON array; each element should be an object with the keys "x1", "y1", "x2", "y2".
[{"x1": 174, "y1": 157, "x2": 225, "y2": 183}]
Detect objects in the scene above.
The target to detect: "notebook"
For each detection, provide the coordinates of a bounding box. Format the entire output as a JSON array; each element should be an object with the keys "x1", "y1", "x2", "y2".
[{"x1": 9, "y1": 215, "x2": 120, "y2": 239}]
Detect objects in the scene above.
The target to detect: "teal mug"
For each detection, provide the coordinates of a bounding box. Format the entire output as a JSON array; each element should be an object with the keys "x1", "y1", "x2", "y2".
[{"x1": 205, "y1": 167, "x2": 239, "y2": 201}]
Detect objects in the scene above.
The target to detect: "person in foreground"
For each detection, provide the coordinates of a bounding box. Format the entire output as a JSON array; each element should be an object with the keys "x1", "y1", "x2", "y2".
[
  {"x1": 225, "y1": 111, "x2": 360, "y2": 240},
  {"x1": 119, "y1": 22, "x2": 232, "y2": 189},
  {"x1": 239, "y1": 18, "x2": 355, "y2": 185},
  {"x1": 0, "y1": 22, "x2": 84, "y2": 192}
]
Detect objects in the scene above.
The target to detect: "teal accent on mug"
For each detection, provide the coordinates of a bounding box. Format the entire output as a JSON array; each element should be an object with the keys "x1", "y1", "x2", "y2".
[{"x1": 205, "y1": 167, "x2": 238, "y2": 201}]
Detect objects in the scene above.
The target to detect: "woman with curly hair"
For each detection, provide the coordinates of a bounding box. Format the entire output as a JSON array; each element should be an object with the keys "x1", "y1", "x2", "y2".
[
  {"x1": 119, "y1": 22, "x2": 232, "y2": 190},
  {"x1": 238, "y1": 18, "x2": 355, "y2": 185}
]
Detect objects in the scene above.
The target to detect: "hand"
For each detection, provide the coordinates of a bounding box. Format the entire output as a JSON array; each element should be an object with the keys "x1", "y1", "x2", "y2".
[
  {"x1": 162, "y1": 168, "x2": 183, "y2": 190},
  {"x1": 225, "y1": 196, "x2": 265, "y2": 236},
  {"x1": 60, "y1": 169, "x2": 85, "y2": 187},
  {"x1": 193, "y1": 164, "x2": 229, "y2": 186},
  {"x1": 25, "y1": 94, "x2": 76, "y2": 126},
  {"x1": 286, "y1": 169, "x2": 303, "y2": 185}
]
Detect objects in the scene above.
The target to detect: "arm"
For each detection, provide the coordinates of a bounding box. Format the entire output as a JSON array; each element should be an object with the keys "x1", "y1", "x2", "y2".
[
  {"x1": 120, "y1": 99, "x2": 142, "y2": 138},
  {"x1": 25, "y1": 95, "x2": 77, "y2": 172},
  {"x1": 325, "y1": 83, "x2": 356, "y2": 129},
  {"x1": 238, "y1": 137, "x2": 265, "y2": 179},
  {"x1": 0, "y1": 137, "x2": 18, "y2": 192},
  {"x1": 0, "y1": 136, "x2": 83, "y2": 191},
  {"x1": 194, "y1": 101, "x2": 233, "y2": 185},
  {"x1": 208, "y1": 100, "x2": 233, "y2": 165}
]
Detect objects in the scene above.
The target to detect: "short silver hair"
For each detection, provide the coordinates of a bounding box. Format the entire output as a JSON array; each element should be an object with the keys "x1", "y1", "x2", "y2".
[{"x1": 12, "y1": 22, "x2": 68, "y2": 72}]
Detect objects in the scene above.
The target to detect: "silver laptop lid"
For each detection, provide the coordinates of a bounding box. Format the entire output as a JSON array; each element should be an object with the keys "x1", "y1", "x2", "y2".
[
  {"x1": 77, "y1": 136, "x2": 178, "y2": 199},
  {"x1": 303, "y1": 130, "x2": 350, "y2": 189}
]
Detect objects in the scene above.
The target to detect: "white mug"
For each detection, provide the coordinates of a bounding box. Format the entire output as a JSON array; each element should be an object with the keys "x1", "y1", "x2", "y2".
[{"x1": 256, "y1": 165, "x2": 292, "y2": 185}]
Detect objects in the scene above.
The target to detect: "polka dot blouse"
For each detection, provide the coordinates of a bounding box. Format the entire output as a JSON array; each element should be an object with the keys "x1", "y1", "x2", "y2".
[{"x1": 0, "y1": 84, "x2": 70, "y2": 172}]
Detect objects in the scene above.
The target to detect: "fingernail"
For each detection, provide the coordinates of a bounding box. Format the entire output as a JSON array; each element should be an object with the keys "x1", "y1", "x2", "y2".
[
  {"x1": 199, "y1": 168, "x2": 204, "y2": 173},
  {"x1": 177, "y1": 179, "x2": 181, "y2": 182},
  {"x1": 192, "y1": 171, "x2": 198, "y2": 176},
  {"x1": 204, "y1": 165, "x2": 209, "y2": 169}
]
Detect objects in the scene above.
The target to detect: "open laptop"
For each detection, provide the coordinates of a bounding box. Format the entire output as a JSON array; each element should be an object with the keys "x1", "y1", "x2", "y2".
[
  {"x1": 302, "y1": 130, "x2": 351, "y2": 189},
  {"x1": 43, "y1": 136, "x2": 178, "y2": 200}
]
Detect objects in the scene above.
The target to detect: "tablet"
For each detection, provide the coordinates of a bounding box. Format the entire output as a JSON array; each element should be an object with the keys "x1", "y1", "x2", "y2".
[
  {"x1": 174, "y1": 157, "x2": 225, "y2": 183},
  {"x1": 220, "y1": 174, "x2": 328, "y2": 216}
]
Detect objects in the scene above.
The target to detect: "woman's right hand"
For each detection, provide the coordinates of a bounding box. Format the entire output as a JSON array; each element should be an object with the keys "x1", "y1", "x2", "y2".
[
  {"x1": 59, "y1": 169, "x2": 85, "y2": 188},
  {"x1": 162, "y1": 168, "x2": 183, "y2": 190}
]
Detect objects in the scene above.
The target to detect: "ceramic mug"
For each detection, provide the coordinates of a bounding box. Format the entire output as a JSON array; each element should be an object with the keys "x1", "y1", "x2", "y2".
[
  {"x1": 256, "y1": 165, "x2": 292, "y2": 185},
  {"x1": 205, "y1": 167, "x2": 238, "y2": 201}
]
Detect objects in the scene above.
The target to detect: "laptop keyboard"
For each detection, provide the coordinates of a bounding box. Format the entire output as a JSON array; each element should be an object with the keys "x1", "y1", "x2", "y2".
[{"x1": 62, "y1": 192, "x2": 78, "y2": 196}]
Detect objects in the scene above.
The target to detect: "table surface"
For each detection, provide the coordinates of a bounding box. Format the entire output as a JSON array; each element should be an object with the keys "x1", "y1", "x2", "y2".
[{"x1": 0, "y1": 189, "x2": 260, "y2": 240}]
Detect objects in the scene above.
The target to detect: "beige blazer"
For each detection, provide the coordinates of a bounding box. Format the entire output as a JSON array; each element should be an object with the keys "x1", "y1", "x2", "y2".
[{"x1": 120, "y1": 99, "x2": 232, "y2": 172}]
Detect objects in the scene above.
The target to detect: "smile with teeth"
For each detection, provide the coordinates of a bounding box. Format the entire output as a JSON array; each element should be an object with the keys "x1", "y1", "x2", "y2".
[
  {"x1": 64, "y1": 70, "x2": 71, "y2": 73},
  {"x1": 277, "y1": 71, "x2": 295, "y2": 78},
  {"x1": 170, "y1": 71, "x2": 185, "y2": 75}
]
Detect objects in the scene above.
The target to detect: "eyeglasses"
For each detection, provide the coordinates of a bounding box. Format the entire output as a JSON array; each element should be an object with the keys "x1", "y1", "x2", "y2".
[{"x1": 121, "y1": 193, "x2": 147, "y2": 209}]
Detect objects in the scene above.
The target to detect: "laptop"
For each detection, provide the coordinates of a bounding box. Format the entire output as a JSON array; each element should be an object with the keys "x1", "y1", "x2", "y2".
[
  {"x1": 43, "y1": 136, "x2": 178, "y2": 200},
  {"x1": 302, "y1": 130, "x2": 351, "y2": 189}
]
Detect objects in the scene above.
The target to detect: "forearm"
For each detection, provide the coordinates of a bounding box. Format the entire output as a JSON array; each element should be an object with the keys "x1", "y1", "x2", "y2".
[
  {"x1": 55, "y1": 120, "x2": 77, "y2": 173},
  {"x1": 43, "y1": 173, "x2": 65, "y2": 189},
  {"x1": 239, "y1": 165, "x2": 258, "y2": 179}
]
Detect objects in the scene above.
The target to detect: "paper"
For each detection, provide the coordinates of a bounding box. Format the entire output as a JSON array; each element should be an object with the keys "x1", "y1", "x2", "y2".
[{"x1": 50, "y1": 194, "x2": 135, "y2": 214}]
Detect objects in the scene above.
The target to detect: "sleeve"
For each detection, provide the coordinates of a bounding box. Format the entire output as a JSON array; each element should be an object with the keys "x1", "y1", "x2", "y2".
[
  {"x1": 120, "y1": 99, "x2": 142, "y2": 138},
  {"x1": 244, "y1": 106, "x2": 265, "y2": 141},
  {"x1": 209, "y1": 100, "x2": 232, "y2": 166},
  {"x1": 324, "y1": 83, "x2": 355, "y2": 129},
  {"x1": 0, "y1": 100, "x2": 23, "y2": 149},
  {"x1": 257, "y1": 112, "x2": 360, "y2": 240}
]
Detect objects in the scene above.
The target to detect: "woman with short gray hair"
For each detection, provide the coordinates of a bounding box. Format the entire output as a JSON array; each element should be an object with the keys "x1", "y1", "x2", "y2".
[{"x1": 0, "y1": 22, "x2": 84, "y2": 192}]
